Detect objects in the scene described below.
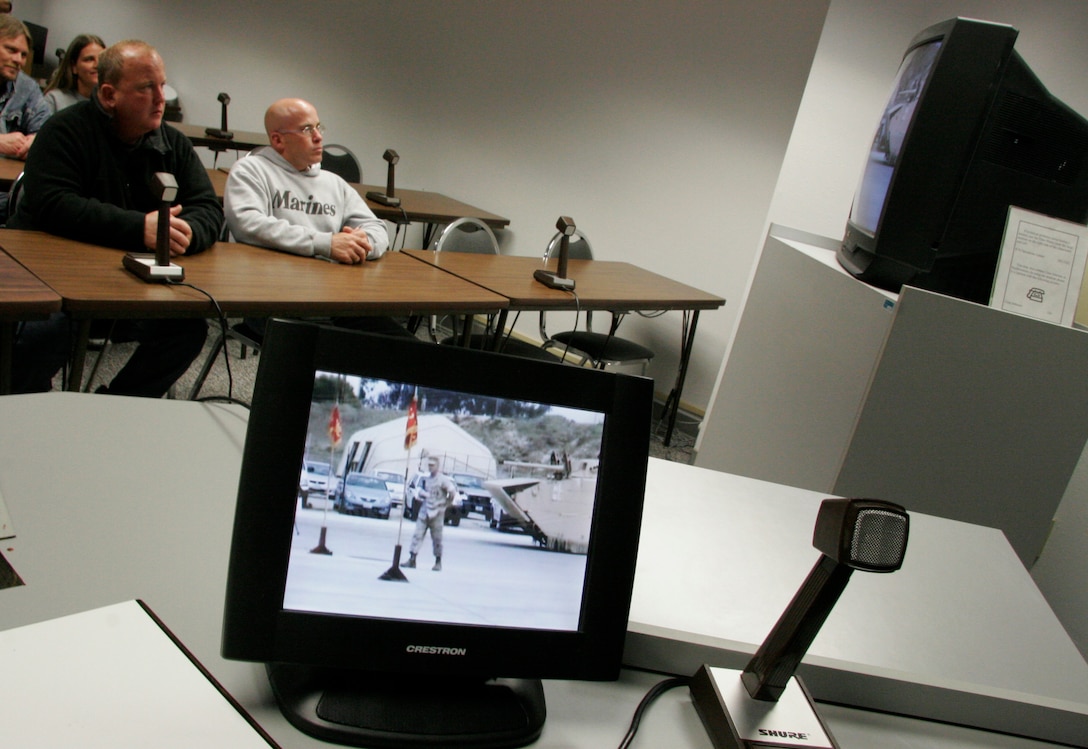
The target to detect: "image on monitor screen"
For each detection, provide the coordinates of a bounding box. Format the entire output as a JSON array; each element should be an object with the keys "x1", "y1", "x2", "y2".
[
  {"x1": 283, "y1": 372, "x2": 605, "y2": 633},
  {"x1": 850, "y1": 39, "x2": 942, "y2": 234}
]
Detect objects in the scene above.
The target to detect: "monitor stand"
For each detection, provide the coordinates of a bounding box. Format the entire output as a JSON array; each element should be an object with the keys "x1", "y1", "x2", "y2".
[{"x1": 267, "y1": 663, "x2": 546, "y2": 748}]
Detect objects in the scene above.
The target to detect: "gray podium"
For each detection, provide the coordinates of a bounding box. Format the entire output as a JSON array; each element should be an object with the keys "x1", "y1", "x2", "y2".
[{"x1": 696, "y1": 226, "x2": 1088, "y2": 565}]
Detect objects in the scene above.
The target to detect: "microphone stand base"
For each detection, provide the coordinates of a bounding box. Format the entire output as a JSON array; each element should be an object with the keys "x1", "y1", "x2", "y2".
[
  {"x1": 365, "y1": 191, "x2": 401, "y2": 207},
  {"x1": 689, "y1": 666, "x2": 839, "y2": 749},
  {"x1": 123, "y1": 253, "x2": 185, "y2": 283},
  {"x1": 533, "y1": 269, "x2": 575, "y2": 290}
]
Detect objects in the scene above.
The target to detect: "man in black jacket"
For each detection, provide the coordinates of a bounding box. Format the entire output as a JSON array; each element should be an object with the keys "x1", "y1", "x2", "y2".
[{"x1": 9, "y1": 40, "x2": 222, "y2": 397}]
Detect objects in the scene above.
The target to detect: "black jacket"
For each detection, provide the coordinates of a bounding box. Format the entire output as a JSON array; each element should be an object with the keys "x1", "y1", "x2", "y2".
[{"x1": 9, "y1": 98, "x2": 222, "y2": 254}]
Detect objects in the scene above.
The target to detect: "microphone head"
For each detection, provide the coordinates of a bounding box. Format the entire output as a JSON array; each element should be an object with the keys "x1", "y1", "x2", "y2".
[
  {"x1": 556, "y1": 215, "x2": 576, "y2": 236},
  {"x1": 812, "y1": 498, "x2": 909, "y2": 572},
  {"x1": 152, "y1": 172, "x2": 179, "y2": 203},
  {"x1": 383, "y1": 149, "x2": 400, "y2": 165},
  {"x1": 217, "y1": 92, "x2": 231, "y2": 105}
]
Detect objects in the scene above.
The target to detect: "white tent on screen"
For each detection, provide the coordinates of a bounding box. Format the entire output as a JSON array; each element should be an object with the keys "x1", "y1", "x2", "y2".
[{"x1": 336, "y1": 414, "x2": 496, "y2": 480}]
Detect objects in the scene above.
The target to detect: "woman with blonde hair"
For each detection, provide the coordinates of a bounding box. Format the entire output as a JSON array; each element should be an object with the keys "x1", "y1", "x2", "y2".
[{"x1": 42, "y1": 33, "x2": 105, "y2": 113}]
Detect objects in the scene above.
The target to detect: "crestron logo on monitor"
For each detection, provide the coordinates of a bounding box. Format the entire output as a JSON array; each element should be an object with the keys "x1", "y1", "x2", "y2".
[{"x1": 405, "y1": 645, "x2": 468, "y2": 656}]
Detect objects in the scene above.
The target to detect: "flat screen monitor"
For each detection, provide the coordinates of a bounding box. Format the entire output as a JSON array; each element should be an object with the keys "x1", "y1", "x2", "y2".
[
  {"x1": 838, "y1": 17, "x2": 1088, "y2": 303},
  {"x1": 221, "y1": 320, "x2": 653, "y2": 748}
]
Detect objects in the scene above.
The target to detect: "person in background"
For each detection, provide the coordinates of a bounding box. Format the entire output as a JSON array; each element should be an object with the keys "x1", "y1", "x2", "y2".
[
  {"x1": 0, "y1": 14, "x2": 48, "y2": 218},
  {"x1": 0, "y1": 3, "x2": 11, "y2": 14},
  {"x1": 225, "y1": 96, "x2": 410, "y2": 338},
  {"x1": 42, "y1": 33, "x2": 105, "y2": 113},
  {"x1": 8, "y1": 40, "x2": 221, "y2": 397},
  {"x1": 225, "y1": 97, "x2": 388, "y2": 264}
]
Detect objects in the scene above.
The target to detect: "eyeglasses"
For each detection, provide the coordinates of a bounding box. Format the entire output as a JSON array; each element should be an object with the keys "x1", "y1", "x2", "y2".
[{"x1": 277, "y1": 123, "x2": 325, "y2": 138}]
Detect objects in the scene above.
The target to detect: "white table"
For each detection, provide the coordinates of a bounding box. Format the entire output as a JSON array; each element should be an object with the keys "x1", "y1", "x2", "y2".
[{"x1": 0, "y1": 393, "x2": 1083, "y2": 748}]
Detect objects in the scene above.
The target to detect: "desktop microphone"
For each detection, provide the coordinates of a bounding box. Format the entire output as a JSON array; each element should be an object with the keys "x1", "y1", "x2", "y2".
[
  {"x1": 366, "y1": 149, "x2": 401, "y2": 207},
  {"x1": 204, "y1": 92, "x2": 234, "y2": 140},
  {"x1": 122, "y1": 173, "x2": 186, "y2": 282},
  {"x1": 690, "y1": 498, "x2": 909, "y2": 749},
  {"x1": 534, "y1": 215, "x2": 577, "y2": 290},
  {"x1": 741, "y1": 498, "x2": 909, "y2": 700}
]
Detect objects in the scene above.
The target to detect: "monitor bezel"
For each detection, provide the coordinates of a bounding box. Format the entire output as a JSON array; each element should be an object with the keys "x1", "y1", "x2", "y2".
[{"x1": 222, "y1": 319, "x2": 652, "y2": 682}]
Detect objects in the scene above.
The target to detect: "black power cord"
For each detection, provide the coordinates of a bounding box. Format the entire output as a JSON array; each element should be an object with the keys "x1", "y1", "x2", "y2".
[
  {"x1": 617, "y1": 675, "x2": 691, "y2": 749},
  {"x1": 166, "y1": 279, "x2": 250, "y2": 408}
]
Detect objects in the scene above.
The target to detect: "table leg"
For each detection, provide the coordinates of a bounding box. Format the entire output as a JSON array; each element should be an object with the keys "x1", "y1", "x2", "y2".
[
  {"x1": 662, "y1": 310, "x2": 700, "y2": 447},
  {"x1": 66, "y1": 319, "x2": 92, "y2": 392},
  {"x1": 487, "y1": 310, "x2": 511, "y2": 351}
]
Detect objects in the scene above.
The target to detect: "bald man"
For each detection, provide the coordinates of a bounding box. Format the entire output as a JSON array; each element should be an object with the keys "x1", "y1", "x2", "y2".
[{"x1": 224, "y1": 97, "x2": 388, "y2": 263}]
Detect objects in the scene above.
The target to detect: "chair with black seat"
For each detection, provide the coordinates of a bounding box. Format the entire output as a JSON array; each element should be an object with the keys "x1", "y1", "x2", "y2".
[
  {"x1": 539, "y1": 230, "x2": 655, "y2": 373},
  {"x1": 320, "y1": 144, "x2": 362, "y2": 183}
]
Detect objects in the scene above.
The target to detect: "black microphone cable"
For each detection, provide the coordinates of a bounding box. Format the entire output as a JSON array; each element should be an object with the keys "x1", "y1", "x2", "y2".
[{"x1": 166, "y1": 279, "x2": 249, "y2": 408}]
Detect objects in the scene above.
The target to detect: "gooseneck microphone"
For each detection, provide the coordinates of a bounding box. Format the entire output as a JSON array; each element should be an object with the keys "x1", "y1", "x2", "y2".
[
  {"x1": 742, "y1": 498, "x2": 910, "y2": 701},
  {"x1": 366, "y1": 149, "x2": 401, "y2": 207},
  {"x1": 204, "y1": 92, "x2": 234, "y2": 140},
  {"x1": 690, "y1": 498, "x2": 909, "y2": 749},
  {"x1": 534, "y1": 215, "x2": 577, "y2": 290},
  {"x1": 122, "y1": 173, "x2": 185, "y2": 282}
]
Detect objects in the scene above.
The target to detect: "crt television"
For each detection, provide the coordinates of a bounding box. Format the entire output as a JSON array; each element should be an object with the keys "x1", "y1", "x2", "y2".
[
  {"x1": 838, "y1": 17, "x2": 1088, "y2": 303},
  {"x1": 221, "y1": 320, "x2": 653, "y2": 748}
]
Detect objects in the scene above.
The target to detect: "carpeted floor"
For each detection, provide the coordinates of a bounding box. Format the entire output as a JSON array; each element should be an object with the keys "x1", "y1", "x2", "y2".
[{"x1": 73, "y1": 319, "x2": 697, "y2": 464}]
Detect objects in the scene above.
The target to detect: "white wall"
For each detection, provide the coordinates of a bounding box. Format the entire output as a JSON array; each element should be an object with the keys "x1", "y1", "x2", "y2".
[{"x1": 23, "y1": 0, "x2": 829, "y2": 416}]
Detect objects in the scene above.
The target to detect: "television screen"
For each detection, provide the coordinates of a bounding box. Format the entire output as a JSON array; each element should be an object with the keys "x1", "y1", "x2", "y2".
[
  {"x1": 282, "y1": 373, "x2": 603, "y2": 633},
  {"x1": 222, "y1": 320, "x2": 652, "y2": 748},
  {"x1": 838, "y1": 17, "x2": 1088, "y2": 303},
  {"x1": 850, "y1": 39, "x2": 942, "y2": 235}
]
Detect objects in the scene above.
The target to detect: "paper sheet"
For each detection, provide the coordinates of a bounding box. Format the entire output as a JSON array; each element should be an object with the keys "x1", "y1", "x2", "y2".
[{"x1": 990, "y1": 206, "x2": 1088, "y2": 325}]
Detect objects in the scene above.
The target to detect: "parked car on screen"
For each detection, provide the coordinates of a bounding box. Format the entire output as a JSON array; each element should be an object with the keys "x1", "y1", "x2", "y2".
[
  {"x1": 404, "y1": 473, "x2": 463, "y2": 526},
  {"x1": 334, "y1": 474, "x2": 392, "y2": 519},
  {"x1": 451, "y1": 473, "x2": 494, "y2": 521},
  {"x1": 299, "y1": 461, "x2": 332, "y2": 509},
  {"x1": 373, "y1": 470, "x2": 406, "y2": 509}
]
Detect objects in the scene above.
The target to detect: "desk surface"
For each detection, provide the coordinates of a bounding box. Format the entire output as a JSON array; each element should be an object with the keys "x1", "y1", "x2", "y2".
[
  {"x1": 0, "y1": 230, "x2": 508, "y2": 319},
  {"x1": 0, "y1": 248, "x2": 60, "y2": 319},
  {"x1": 403, "y1": 249, "x2": 725, "y2": 311},
  {"x1": 0, "y1": 155, "x2": 22, "y2": 187},
  {"x1": 0, "y1": 394, "x2": 1079, "y2": 749},
  {"x1": 172, "y1": 121, "x2": 270, "y2": 151},
  {"x1": 205, "y1": 167, "x2": 511, "y2": 230}
]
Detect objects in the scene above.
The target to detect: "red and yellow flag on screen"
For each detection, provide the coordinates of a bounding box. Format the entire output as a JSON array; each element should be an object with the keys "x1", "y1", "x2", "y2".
[
  {"x1": 404, "y1": 392, "x2": 418, "y2": 450},
  {"x1": 328, "y1": 405, "x2": 342, "y2": 447}
]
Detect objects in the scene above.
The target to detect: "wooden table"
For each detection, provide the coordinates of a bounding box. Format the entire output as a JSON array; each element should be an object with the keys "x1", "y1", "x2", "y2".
[
  {"x1": 0, "y1": 248, "x2": 62, "y2": 393},
  {"x1": 204, "y1": 167, "x2": 510, "y2": 232},
  {"x1": 403, "y1": 250, "x2": 725, "y2": 445},
  {"x1": 171, "y1": 121, "x2": 270, "y2": 152},
  {"x1": 0, "y1": 230, "x2": 508, "y2": 390},
  {"x1": 0, "y1": 155, "x2": 23, "y2": 189}
]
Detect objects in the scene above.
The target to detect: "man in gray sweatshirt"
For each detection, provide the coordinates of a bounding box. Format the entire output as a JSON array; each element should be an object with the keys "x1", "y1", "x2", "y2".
[
  {"x1": 224, "y1": 97, "x2": 411, "y2": 337},
  {"x1": 224, "y1": 97, "x2": 388, "y2": 261}
]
